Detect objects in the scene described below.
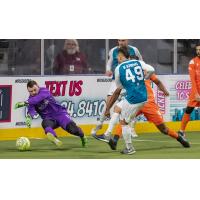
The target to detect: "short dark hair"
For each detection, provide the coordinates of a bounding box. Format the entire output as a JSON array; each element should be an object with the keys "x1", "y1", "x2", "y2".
[
  {"x1": 118, "y1": 47, "x2": 130, "y2": 59},
  {"x1": 196, "y1": 43, "x2": 200, "y2": 48},
  {"x1": 27, "y1": 80, "x2": 38, "y2": 88}
]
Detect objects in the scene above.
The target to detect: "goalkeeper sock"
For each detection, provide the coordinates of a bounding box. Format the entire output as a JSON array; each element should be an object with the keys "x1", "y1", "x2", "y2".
[{"x1": 45, "y1": 127, "x2": 57, "y2": 137}]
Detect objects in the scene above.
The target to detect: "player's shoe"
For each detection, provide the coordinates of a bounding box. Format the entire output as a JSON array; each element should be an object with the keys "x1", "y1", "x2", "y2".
[
  {"x1": 108, "y1": 139, "x2": 117, "y2": 150},
  {"x1": 81, "y1": 136, "x2": 88, "y2": 147},
  {"x1": 178, "y1": 130, "x2": 185, "y2": 137},
  {"x1": 92, "y1": 134, "x2": 109, "y2": 143},
  {"x1": 120, "y1": 147, "x2": 136, "y2": 155},
  {"x1": 177, "y1": 133, "x2": 190, "y2": 148},
  {"x1": 91, "y1": 124, "x2": 103, "y2": 135},
  {"x1": 47, "y1": 133, "x2": 63, "y2": 147}
]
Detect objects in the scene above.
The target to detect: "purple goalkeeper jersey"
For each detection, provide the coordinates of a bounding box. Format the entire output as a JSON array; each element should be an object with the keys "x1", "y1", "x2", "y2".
[{"x1": 27, "y1": 87, "x2": 68, "y2": 120}]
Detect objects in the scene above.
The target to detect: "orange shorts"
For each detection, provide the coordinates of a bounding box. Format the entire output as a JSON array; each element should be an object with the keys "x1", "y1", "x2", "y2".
[
  {"x1": 137, "y1": 101, "x2": 164, "y2": 126},
  {"x1": 187, "y1": 93, "x2": 200, "y2": 107}
]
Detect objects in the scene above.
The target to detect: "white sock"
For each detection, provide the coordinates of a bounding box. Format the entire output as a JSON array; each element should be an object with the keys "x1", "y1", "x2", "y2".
[
  {"x1": 104, "y1": 112, "x2": 119, "y2": 137},
  {"x1": 122, "y1": 125, "x2": 133, "y2": 149},
  {"x1": 99, "y1": 113, "x2": 106, "y2": 124},
  {"x1": 129, "y1": 120, "x2": 137, "y2": 137}
]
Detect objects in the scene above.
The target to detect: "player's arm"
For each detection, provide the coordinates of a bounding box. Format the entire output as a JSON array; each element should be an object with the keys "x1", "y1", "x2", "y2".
[
  {"x1": 25, "y1": 105, "x2": 38, "y2": 128},
  {"x1": 105, "y1": 49, "x2": 113, "y2": 77},
  {"x1": 14, "y1": 101, "x2": 29, "y2": 109},
  {"x1": 28, "y1": 89, "x2": 50, "y2": 105},
  {"x1": 151, "y1": 74, "x2": 169, "y2": 96},
  {"x1": 134, "y1": 47, "x2": 143, "y2": 61},
  {"x1": 105, "y1": 87, "x2": 122, "y2": 117},
  {"x1": 140, "y1": 61, "x2": 155, "y2": 79},
  {"x1": 189, "y1": 59, "x2": 200, "y2": 101}
]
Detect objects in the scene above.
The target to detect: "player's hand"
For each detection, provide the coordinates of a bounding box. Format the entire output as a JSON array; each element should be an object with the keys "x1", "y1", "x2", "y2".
[
  {"x1": 14, "y1": 102, "x2": 26, "y2": 109},
  {"x1": 25, "y1": 114, "x2": 32, "y2": 128},
  {"x1": 105, "y1": 71, "x2": 113, "y2": 77},
  {"x1": 195, "y1": 94, "x2": 200, "y2": 102},
  {"x1": 163, "y1": 91, "x2": 169, "y2": 96},
  {"x1": 104, "y1": 109, "x2": 110, "y2": 118}
]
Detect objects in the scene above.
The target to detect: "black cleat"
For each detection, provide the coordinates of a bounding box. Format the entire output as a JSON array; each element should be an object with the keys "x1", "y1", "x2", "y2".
[
  {"x1": 177, "y1": 133, "x2": 190, "y2": 148},
  {"x1": 108, "y1": 139, "x2": 117, "y2": 150}
]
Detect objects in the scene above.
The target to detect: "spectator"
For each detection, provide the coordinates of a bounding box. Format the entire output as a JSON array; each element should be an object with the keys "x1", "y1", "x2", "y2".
[{"x1": 53, "y1": 39, "x2": 88, "y2": 74}]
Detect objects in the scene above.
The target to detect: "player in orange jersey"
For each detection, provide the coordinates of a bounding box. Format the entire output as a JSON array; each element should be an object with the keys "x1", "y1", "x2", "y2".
[
  {"x1": 179, "y1": 43, "x2": 200, "y2": 137},
  {"x1": 105, "y1": 73, "x2": 190, "y2": 150}
]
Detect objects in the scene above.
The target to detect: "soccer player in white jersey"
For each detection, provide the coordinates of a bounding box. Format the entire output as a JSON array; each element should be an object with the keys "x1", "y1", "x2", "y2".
[
  {"x1": 97, "y1": 47, "x2": 154, "y2": 154},
  {"x1": 91, "y1": 39, "x2": 142, "y2": 136}
]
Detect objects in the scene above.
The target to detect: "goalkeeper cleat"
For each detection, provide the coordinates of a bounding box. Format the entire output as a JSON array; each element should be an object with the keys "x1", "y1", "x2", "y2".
[
  {"x1": 91, "y1": 124, "x2": 103, "y2": 135},
  {"x1": 177, "y1": 133, "x2": 190, "y2": 148},
  {"x1": 81, "y1": 136, "x2": 88, "y2": 147},
  {"x1": 108, "y1": 138, "x2": 117, "y2": 150},
  {"x1": 92, "y1": 133, "x2": 109, "y2": 143},
  {"x1": 178, "y1": 130, "x2": 185, "y2": 137},
  {"x1": 47, "y1": 133, "x2": 63, "y2": 148},
  {"x1": 120, "y1": 147, "x2": 136, "y2": 155}
]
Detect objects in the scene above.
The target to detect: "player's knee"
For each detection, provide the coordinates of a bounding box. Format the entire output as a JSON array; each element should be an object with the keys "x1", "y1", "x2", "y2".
[
  {"x1": 66, "y1": 121, "x2": 79, "y2": 135},
  {"x1": 185, "y1": 107, "x2": 194, "y2": 114},
  {"x1": 41, "y1": 120, "x2": 48, "y2": 129},
  {"x1": 114, "y1": 105, "x2": 121, "y2": 113}
]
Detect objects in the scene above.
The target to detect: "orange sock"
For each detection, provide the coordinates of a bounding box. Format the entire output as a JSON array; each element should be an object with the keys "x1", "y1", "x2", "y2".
[
  {"x1": 115, "y1": 124, "x2": 122, "y2": 137},
  {"x1": 181, "y1": 113, "x2": 190, "y2": 131},
  {"x1": 167, "y1": 128, "x2": 178, "y2": 139}
]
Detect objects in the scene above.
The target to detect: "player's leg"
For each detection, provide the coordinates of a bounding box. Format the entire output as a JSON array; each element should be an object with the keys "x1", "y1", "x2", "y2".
[
  {"x1": 142, "y1": 102, "x2": 190, "y2": 147},
  {"x1": 41, "y1": 119, "x2": 63, "y2": 147},
  {"x1": 91, "y1": 81, "x2": 116, "y2": 135},
  {"x1": 108, "y1": 119, "x2": 137, "y2": 150},
  {"x1": 179, "y1": 106, "x2": 194, "y2": 136},
  {"x1": 57, "y1": 113, "x2": 87, "y2": 147},
  {"x1": 120, "y1": 100, "x2": 144, "y2": 154},
  {"x1": 92, "y1": 104, "x2": 120, "y2": 143},
  {"x1": 120, "y1": 120, "x2": 136, "y2": 155},
  {"x1": 65, "y1": 121, "x2": 88, "y2": 147},
  {"x1": 156, "y1": 123, "x2": 190, "y2": 148},
  {"x1": 129, "y1": 120, "x2": 138, "y2": 138}
]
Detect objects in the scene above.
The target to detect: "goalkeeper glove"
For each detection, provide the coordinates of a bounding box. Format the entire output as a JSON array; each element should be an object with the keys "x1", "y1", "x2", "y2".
[
  {"x1": 25, "y1": 114, "x2": 32, "y2": 128},
  {"x1": 15, "y1": 101, "x2": 28, "y2": 109}
]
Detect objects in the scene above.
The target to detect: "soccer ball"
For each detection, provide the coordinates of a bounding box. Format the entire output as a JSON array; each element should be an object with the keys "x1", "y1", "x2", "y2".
[{"x1": 16, "y1": 137, "x2": 31, "y2": 151}]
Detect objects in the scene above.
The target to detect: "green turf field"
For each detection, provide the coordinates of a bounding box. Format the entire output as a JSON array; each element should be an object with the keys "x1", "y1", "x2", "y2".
[{"x1": 0, "y1": 132, "x2": 200, "y2": 159}]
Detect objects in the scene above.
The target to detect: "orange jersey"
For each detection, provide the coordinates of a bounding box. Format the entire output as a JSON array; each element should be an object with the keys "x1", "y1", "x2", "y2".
[
  {"x1": 187, "y1": 56, "x2": 200, "y2": 107},
  {"x1": 189, "y1": 56, "x2": 200, "y2": 95},
  {"x1": 145, "y1": 73, "x2": 158, "y2": 102}
]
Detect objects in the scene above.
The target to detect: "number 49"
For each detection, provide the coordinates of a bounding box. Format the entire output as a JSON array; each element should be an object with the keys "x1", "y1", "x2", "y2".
[{"x1": 126, "y1": 66, "x2": 144, "y2": 82}]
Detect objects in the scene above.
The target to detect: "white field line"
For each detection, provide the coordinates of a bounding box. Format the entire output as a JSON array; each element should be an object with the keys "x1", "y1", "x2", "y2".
[{"x1": 134, "y1": 139, "x2": 200, "y2": 145}]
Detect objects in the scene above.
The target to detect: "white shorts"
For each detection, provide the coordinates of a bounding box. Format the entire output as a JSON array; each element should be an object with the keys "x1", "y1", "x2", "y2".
[{"x1": 116, "y1": 99, "x2": 145, "y2": 123}]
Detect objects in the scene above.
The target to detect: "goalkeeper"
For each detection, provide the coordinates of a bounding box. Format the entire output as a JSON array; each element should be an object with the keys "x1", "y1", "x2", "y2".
[{"x1": 15, "y1": 80, "x2": 87, "y2": 148}]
